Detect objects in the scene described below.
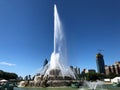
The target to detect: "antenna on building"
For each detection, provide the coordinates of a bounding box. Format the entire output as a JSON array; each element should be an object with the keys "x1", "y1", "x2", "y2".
[{"x1": 97, "y1": 49, "x2": 104, "y2": 54}]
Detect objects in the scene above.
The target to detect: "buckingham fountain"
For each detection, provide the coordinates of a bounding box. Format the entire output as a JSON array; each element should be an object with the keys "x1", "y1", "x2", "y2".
[
  {"x1": 33, "y1": 4, "x2": 77, "y2": 87},
  {"x1": 19, "y1": 4, "x2": 79, "y2": 87}
]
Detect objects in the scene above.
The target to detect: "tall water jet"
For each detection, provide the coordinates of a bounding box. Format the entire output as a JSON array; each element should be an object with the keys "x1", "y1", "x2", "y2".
[{"x1": 40, "y1": 4, "x2": 75, "y2": 79}]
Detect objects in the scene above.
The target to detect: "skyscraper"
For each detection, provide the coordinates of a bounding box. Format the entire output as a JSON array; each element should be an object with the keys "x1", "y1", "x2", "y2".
[{"x1": 96, "y1": 53, "x2": 105, "y2": 74}]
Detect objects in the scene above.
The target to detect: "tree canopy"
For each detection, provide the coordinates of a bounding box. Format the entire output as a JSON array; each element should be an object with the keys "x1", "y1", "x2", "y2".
[{"x1": 0, "y1": 70, "x2": 18, "y2": 80}]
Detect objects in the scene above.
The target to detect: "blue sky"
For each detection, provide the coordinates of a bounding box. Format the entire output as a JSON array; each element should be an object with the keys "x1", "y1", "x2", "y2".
[{"x1": 0, "y1": 0, "x2": 120, "y2": 77}]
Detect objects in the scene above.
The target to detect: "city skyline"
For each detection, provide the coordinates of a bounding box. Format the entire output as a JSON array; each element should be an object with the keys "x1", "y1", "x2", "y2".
[{"x1": 0, "y1": 0, "x2": 120, "y2": 77}]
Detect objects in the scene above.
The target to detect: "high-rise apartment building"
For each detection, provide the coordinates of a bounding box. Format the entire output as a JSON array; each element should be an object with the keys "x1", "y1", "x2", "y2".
[
  {"x1": 105, "y1": 61, "x2": 120, "y2": 75},
  {"x1": 96, "y1": 53, "x2": 105, "y2": 74}
]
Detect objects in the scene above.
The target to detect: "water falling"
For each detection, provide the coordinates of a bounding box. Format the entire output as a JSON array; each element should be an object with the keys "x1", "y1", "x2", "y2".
[
  {"x1": 84, "y1": 81, "x2": 104, "y2": 90},
  {"x1": 40, "y1": 4, "x2": 75, "y2": 79}
]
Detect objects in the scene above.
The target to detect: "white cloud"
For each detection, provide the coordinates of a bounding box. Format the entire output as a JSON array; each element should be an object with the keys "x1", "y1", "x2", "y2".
[{"x1": 0, "y1": 62, "x2": 16, "y2": 66}]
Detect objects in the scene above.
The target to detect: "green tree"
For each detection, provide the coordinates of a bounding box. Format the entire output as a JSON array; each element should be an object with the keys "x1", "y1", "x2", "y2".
[{"x1": 0, "y1": 70, "x2": 18, "y2": 80}]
